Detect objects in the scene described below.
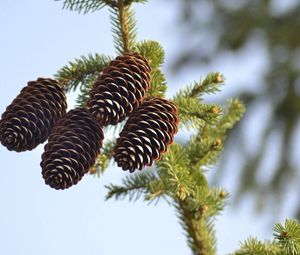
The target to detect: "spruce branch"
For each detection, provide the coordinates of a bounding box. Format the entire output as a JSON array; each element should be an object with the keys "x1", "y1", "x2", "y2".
[
  {"x1": 273, "y1": 219, "x2": 300, "y2": 255},
  {"x1": 56, "y1": 0, "x2": 148, "y2": 14},
  {"x1": 12, "y1": 1, "x2": 300, "y2": 255},
  {"x1": 134, "y1": 40, "x2": 165, "y2": 69},
  {"x1": 76, "y1": 78, "x2": 94, "y2": 107},
  {"x1": 145, "y1": 178, "x2": 167, "y2": 202},
  {"x1": 123, "y1": 0, "x2": 148, "y2": 5},
  {"x1": 135, "y1": 41, "x2": 167, "y2": 97},
  {"x1": 202, "y1": 99, "x2": 245, "y2": 139},
  {"x1": 217, "y1": 99, "x2": 245, "y2": 135},
  {"x1": 177, "y1": 186, "x2": 227, "y2": 223},
  {"x1": 55, "y1": 53, "x2": 111, "y2": 92},
  {"x1": 118, "y1": 0, "x2": 130, "y2": 52},
  {"x1": 173, "y1": 96, "x2": 221, "y2": 129},
  {"x1": 55, "y1": 0, "x2": 116, "y2": 14},
  {"x1": 149, "y1": 68, "x2": 167, "y2": 97},
  {"x1": 157, "y1": 144, "x2": 196, "y2": 200},
  {"x1": 233, "y1": 237, "x2": 282, "y2": 255},
  {"x1": 193, "y1": 187, "x2": 227, "y2": 217},
  {"x1": 189, "y1": 72, "x2": 224, "y2": 98},
  {"x1": 110, "y1": 1, "x2": 137, "y2": 54},
  {"x1": 173, "y1": 72, "x2": 224, "y2": 129},
  {"x1": 105, "y1": 171, "x2": 158, "y2": 201},
  {"x1": 176, "y1": 199, "x2": 216, "y2": 255},
  {"x1": 232, "y1": 219, "x2": 300, "y2": 255},
  {"x1": 182, "y1": 100, "x2": 244, "y2": 168},
  {"x1": 175, "y1": 72, "x2": 224, "y2": 101},
  {"x1": 186, "y1": 136, "x2": 223, "y2": 168},
  {"x1": 90, "y1": 139, "x2": 116, "y2": 175}
]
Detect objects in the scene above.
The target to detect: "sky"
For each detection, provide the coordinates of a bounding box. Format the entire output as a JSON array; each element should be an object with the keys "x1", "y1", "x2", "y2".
[{"x1": 0, "y1": 1, "x2": 294, "y2": 254}]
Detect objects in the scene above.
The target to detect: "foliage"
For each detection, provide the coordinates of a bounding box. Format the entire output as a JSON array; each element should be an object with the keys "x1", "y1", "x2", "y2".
[
  {"x1": 54, "y1": 0, "x2": 300, "y2": 254},
  {"x1": 105, "y1": 171, "x2": 160, "y2": 201},
  {"x1": 134, "y1": 40, "x2": 167, "y2": 97},
  {"x1": 109, "y1": 4, "x2": 137, "y2": 54},
  {"x1": 233, "y1": 220, "x2": 300, "y2": 255},
  {"x1": 90, "y1": 139, "x2": 116, "y2": 176},
  {"x1": 173, "y1": 0, "x2": 300, "y2": 217},
  {"x1": 56, "y1": 0, "x2": 148, "y2": 14},
  {"x1": 55, "y1": 53, "x2": 112, "y2": 107},
  {"x1": 55, "y1": 53, "x2": 111, "y2": 92},
  {"x1": 55, "y1": 0, "x2": 113, "y2": 13},
  {"x1": 104, "y1": 67, "x2": 245, "y2": 253}
]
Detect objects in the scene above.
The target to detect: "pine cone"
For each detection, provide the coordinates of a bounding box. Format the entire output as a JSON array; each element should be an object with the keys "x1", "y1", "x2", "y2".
[
  {"x1": 41, "y1": 108, "x2": 104, "y2": 190},
  {"x1": 0, "y1": 78, "x2": 67, "y2": 152},
  {"x1": 114, "y1": 97, "x2": 179, "y2": 172},
  {"x1": 88, "y1": 52, "x2": 151, "y2": 126}
]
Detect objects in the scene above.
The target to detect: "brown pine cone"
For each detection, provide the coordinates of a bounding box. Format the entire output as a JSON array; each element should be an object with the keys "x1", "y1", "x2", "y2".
[
  {"x1": 88, "y1": 52, "x2": 151, "y2": 126},
  {"x1": 41, "y1": 108, "x2": 104, "y2": 190},
  {"x1": 0, "y1": 78, "x2": 67, "y2": 152},
  {"x1": 114, "y1": 97, "x2": 179, "y2": 172}
]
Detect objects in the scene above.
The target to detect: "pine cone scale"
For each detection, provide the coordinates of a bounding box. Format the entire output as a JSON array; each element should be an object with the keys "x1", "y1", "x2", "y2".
[{"x1": 46, "y1": 127, "x2": 98, "y2": 167}]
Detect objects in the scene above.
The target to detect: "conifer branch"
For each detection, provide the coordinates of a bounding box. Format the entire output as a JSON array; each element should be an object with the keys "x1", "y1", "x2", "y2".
[
  {"x1": 135, "y1": 41, "x2": 167, "y2": 97},
  {"x1": 189, "y1": 72, "x2": 224, "y2": 98},
  {"x1": 56, "y1": 0, "x2": 148, "y2": 14},
  {"x1": 110, "y1": 1, "x2": 137, "y2": 54},
  {"x1": 105, "y1": 172, "x2": 158, "y2": 201},
  {"x1": 117, "y1": 0, "x2": 130, "y2": 53},
  {"x1": 177, "y1": 199, "x2": 216, "y2": 255},
  {"x1": 175, "y1": 186, "x2": 226, "y2": 254},
  {"x1": 173, "y1": 96, "x2": 220, "y2": 129},
  {"x1": 134, "y1": 40, "x2": 165, "y2": 69},
  {"x1": 175, "y1": 72, "x2": 224, "y2": 100},
  {"x1": 54, "y1": 3, "x2": 298, "y2": 254},
  {"x1": 76, "y1": 78, "x2": 94, "y2": 107},
  {"x1": 201, "y1": 99, "x2": 245, "y2": 140},
  {"x1": 157, "y1": 144, "x2": 196, "y2": 200},
  {"x1": 123, "y1": 0, "x2": 148, "y2": 5},
  {"x1": 274, "y1": 219, "x2": 300, "y2": 255},
  {"x1": 148, "y1": 69, "x2": 167, "y2": 97},
  {"x1": 217, "y1": 99, "x2": 245, "y2": 135},
  {"x1": 233, "y1": 237, "x2": 282, "y2": 255},
  {"x1": 9, "y1": 1, "x2": 299, "y2": 254},
  {"x1": 55, "y1": 53, "x2": 111, "y2": 92},
  {"x1": 90, "y1": 140, "x2": 116, "y2": 175},
  {"x1": 56, "y1": 0, "x2": 116, "y2": 14},
  {"x1": 232, "y1": 219, "x2": 300, "y2": 255},
  {"x1": 187, "y1": 136, "x2": 223, "y2": 168}
]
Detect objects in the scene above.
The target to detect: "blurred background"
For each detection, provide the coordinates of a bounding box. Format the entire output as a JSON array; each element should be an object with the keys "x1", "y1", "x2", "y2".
[
  {"x1": 0, "y1": 0, "x2": 299, "y2": 254},
  {"x1": 173, "y1": 0, "x2": 300, "y2": 220}
]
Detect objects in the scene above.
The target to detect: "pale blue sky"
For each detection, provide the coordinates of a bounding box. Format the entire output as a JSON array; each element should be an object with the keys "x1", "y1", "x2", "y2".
[{"x1": 0, "y1": 1, "x2": 294, "y2": 254}]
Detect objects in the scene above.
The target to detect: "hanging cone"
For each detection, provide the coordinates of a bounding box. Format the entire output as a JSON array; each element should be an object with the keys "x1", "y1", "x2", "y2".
[
  {"x1": 88, "y1": 52, "x2": 151, "y2": 126},
  {"x1": 0, "y1": 78, "x2": 67, "y2": 152},
  {"x1": 114, "y1": 97, "x2": 179, "y2": 172},
  {"x1": 41, "y1": 108, "x2": 104, "y2": 190}
]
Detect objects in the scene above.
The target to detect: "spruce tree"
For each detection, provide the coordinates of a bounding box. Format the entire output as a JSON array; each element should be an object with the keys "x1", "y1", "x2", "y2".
[{"x1": 1, "y1": 0, "x2": 300, "y2": 254}]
